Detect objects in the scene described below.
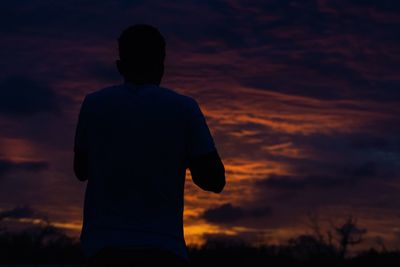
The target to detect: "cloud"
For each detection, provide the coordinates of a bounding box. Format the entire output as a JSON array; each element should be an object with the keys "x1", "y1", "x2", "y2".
[
  {"x1": 0, "y1": 205, "x2": 35, "y2": 220},
  {"x1": 257, "y1": 171, "x2": 364, "y2": 191},
  {"x1": 202, "y1": 203, "x2": 244, "y2": 223},
  {"x1": 202, "y1": 232, "x2": 266, "y2": 247},
  {"x1": 202, "y1": 203, "x2": 272, "y2": 225},
  {"x1": 88, "y1": 62, "x2": 120, "y2": 82},
  {"x1": 0, "y1": 205, "x2": 50, "y2": 231},
  {"x1": 202, "y1": 232, "x2": 247, "y2": 246},
  {"x1": 222, "y1": 1, "x2": 400, "y2": 102},
  {"x1": 0, "y1": 76, "x2": 60, "y2": 116},
  {"x1": 256, "y1": 153, "x2": 397, "y2": 191},
  {"x1": 0, "y1": 159, "x2": 49, "y2": 179}
]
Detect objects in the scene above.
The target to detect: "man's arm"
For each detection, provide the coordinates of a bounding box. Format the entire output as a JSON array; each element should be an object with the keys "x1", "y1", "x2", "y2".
[
  {"x1": 185, "y1": 97, "x2": 226, "y2": 193},
  {"x1": 188, "y1": 151, "x2": 225, "y2": 193}
]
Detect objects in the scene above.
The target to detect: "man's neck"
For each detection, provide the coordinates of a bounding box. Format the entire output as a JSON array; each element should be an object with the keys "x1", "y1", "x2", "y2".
[
  {"x1": 124, "y1": 81, "x2": 159, "y2": 87},
  {"x1": 123, "y1": 78, "x2": 161, "y2": 86}
]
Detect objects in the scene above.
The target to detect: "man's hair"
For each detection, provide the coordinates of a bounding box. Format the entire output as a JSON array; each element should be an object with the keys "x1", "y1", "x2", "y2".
[{"x1": 118, "y1": 24, "x2": 166, "y2": 66}]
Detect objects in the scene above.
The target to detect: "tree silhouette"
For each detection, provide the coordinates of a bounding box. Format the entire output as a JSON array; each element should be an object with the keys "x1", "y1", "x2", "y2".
[
  {"x1": 1, "y1": 212, "x2": 400, "y2": 266},
  {"x1": 334, "y1": 216, "x2": 367, "y2": 258}
]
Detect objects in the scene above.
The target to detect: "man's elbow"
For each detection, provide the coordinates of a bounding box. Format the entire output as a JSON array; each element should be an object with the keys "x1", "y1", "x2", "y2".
[
  {"x1": 210, "y1": 178, "x2": 225, "y2": 193},
  {"x1": 76, "y1": 174, "x2": 88, "y2": 182},
  {"x1": 188, "y1": 151, "x2": 226, "y2": 193},
  {"x1": 74, "y1": 166, "x2": 88, "y2": 182},
  {"x1": 212, "y1": 162, "x2": 226, "y2": 193},
  {"x1": 193, "y1": 169, "x2": 226, "y2": 193}
]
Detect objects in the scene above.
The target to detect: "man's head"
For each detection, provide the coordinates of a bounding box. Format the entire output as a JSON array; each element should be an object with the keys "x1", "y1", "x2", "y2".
[{"x1": 116, "y1": 24, "x2": 166, "y2": 85}]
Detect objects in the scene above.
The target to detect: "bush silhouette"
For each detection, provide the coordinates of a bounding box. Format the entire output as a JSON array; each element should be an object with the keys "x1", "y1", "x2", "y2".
[{"x1": 0, "y1": 218, "x2": 399, "y2": 266}]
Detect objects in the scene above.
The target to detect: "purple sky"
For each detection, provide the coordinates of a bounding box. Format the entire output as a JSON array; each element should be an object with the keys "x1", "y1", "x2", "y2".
[{"x1": 0, "y1": 0, "x2": 399, "y2": 249}]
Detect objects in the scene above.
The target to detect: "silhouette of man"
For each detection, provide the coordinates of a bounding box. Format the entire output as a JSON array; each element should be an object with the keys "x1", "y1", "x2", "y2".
[{"x1": 74, "y1": 24, "x2": 225, "y2": 267}]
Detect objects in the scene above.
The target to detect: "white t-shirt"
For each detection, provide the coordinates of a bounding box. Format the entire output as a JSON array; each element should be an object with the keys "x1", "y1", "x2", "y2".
[{"x1": 74, "y1": 83, "x2": 216, "y2": 260}]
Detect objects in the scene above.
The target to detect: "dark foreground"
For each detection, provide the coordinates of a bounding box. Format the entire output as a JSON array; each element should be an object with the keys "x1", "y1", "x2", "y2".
[{"x1": 0, "y1": 224, "x2": 399, "y2": 267}]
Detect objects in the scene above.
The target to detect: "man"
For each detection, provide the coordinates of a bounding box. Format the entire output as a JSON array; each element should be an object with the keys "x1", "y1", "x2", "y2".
[{"x1": 73, "y1": 24, "x2": 225, "y2": 266}]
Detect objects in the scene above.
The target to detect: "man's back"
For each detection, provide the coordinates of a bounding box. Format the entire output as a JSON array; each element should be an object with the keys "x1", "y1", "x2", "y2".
[
  {"x1": 75, "y1": 83, "x2": 218, "y2": 260},
  {"x1": 74, "y1": 24, "x2": 225, "y2": 266}
]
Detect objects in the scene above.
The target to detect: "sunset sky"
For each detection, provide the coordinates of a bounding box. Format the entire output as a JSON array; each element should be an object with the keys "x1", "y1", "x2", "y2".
[{"x1": 0, "y1": 0, "x2": 399, "y2": 250}]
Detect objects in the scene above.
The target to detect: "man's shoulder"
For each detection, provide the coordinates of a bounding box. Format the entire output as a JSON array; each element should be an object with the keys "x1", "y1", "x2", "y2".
[
  {"x1": 83, "y1": 84, "x2": 199, "y2": 111},
  {"x1": 158, "y1": 86, "x2": 196, "y2": 105},
  {"x1": 158, "y1": 87, "x2": 203, "y2": 116}
]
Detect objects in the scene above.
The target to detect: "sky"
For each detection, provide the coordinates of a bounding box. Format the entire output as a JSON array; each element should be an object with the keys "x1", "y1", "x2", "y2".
[{"x1": 0, "y1": 0, "x2": 400, "y2": 250}]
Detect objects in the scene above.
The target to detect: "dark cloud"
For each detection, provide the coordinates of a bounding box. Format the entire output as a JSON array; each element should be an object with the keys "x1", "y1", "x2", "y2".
[
  {"x1": 88, "y1": 62, "x2": 120, "y2": 82},
  {"x1": 201, "y1": 232, "x2": 269, "y2": 247},
  {"x1": 262, "y1": 130, "x2": 400, "y2": 176},
  {"x1": 1, "y1": 0, "x2": 399, "y2": 101},
  {"x1": 0, "y1": 76, "x2": 60, "y2": 116},
  {"x1": 202, "y1": 233, "x2": 247, "y2": 246},
  {"x1": 256, "y1": 155, "x2": 397, "y2": 191},
  {"x1": 0, "y1": 159, "x2": 49, "y2": 179},
  {"x1": 247, "y1": 129, "x2": 400, "y2": 224},
  {"x1": 0, "y1": 205, "x2": 50, "y2": 233},
  {"x1": 257, "y1": 170, "x2": 365, "y2": 191},
  {"x1": 202, "y1": 203, "x2": 272, "y2": 225},
  {"x1": 203, "y1": 203, "x2": 244, "y2": 223},
  {"x1": 239, "y1": 66, "x2": 400, "y2": 102},
  {"x1": 0, "y1": 205, "x2": 35, "y2": 220},
  {"x1": 230, "y1": 0, "x2": 400, "y2": 101}
]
